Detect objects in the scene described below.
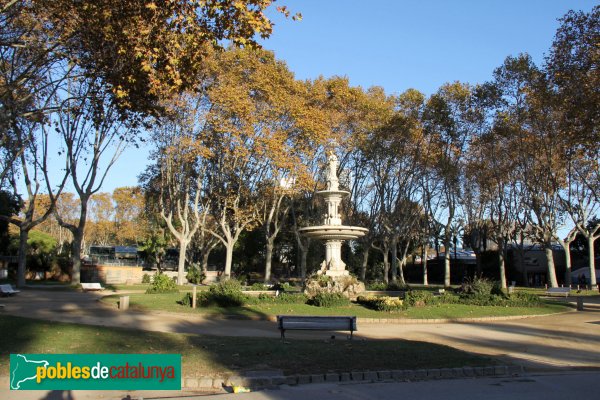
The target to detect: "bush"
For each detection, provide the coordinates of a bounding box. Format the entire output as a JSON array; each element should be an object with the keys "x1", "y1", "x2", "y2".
[
  {"x1": 404, "y1": 290, "x2": 435, "y2": 307},
  {"x1": 459, "y1": 277, "x2": 502, "y2": 296},
  {"x1": 271, "y1": 282, "x2": 296, "y2": 292},
  {"x1": 141, "y1": 273, "x2": 152, "y2": 284},
  {"x1": 199, "y1": 279, "x2": 248, "y2": 307},
  {"x1": 357, "y1": 295, "x2": 403, "y2": 312},
  {"x1": 309, "y1": 292, "x2": 349, "y2": 307},
  {"x1": 186, "y1": 264, "x2": 205, "y2": 285},
  {"x1": 179, "y1": 292, "x2": 193, "y2": 307},
  {"x1": 145, "y1": 273, "x2": 178, "y2": 294},
  {"x1": 257, "y1": 292, "x2": 308, "y2": 304},
  {"x1": 366, "y1": 282, "x2": 387, "y2": 291},
  {"x1": 249, "y1": 282, "x2": 269, "y2": 291}
]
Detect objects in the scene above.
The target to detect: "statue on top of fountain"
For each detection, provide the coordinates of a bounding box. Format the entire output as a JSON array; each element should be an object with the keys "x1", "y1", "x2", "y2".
[{"x1": 326, "y1": 150, "x2": 339, "y2": 191}]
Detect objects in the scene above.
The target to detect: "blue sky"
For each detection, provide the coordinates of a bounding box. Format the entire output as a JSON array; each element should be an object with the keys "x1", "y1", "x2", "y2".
[{"x1": 98, "y1": 0, "x2": 598, "y2": 192}]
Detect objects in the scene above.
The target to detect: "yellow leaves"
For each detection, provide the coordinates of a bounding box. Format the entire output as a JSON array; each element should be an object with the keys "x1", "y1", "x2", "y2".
[{"x1": 146, "y1": 2, "x2": 158, "y2": 11}]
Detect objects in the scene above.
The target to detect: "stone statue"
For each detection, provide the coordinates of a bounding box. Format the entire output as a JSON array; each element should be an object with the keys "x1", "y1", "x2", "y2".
[{"x1": 326, "y1": 151, "x2": 339, "y2": 191}]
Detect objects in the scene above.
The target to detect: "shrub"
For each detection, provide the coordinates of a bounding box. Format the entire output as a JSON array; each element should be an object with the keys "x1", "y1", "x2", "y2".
[
  {"x1": 186, "y1": 264, "x2": 205, "y2": 285},
  {"x1": 179, "y1": 292, "x2": 193, "y2": 307},
  {"x1": 141, "y1": 273, "x2": 152, "y2": 284},
  {"x1": 357, "y1": 295, "x2": 403, "y2": 312},
  {"x1": 271, "y1": 282, "x2": 295, "y2": 292},
  {"x1": 386, "y1": 281, "x2": 408, "y2": 291},
  {"x1": 459, "y1": 277, "x2": 501, "y2": 296},
  {"x1": 199, "y1": 279, "x2": 248, "y2": 307},
  {"x1": 249, "y1": 282, "x2": 269, "y2": 291},
  {"x1": 309, "y1": 292, "x2": 349, "y2": 307},
  {"x1": 366, "y1": 282, "x2": 387, "y2": 291},
  {"x1": 404, "y1": 290, "x2": 434, "y2": 307},
  {"x1": 257, "y1": 292, "x2": 308, "y2": 304},
  {"x1": 145, "y1": 273, "x2": 178, "y2": 294},
  {"x1": 504, "y1": 292, "x2": 543, "y2": 307}
]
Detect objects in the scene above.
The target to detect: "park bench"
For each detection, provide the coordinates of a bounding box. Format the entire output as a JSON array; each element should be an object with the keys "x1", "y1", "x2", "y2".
[
  {"x1": 277, "y1": 315, "x2": 357, "y2": 340},
  {"x1": 0, "y1": 284, "x2": 19, "y2": 296},
  {"x1": 81, "y1": 282, "x2": 104, "y2": 291},
  {"x1": 0, "y1": 284, "x2": 20, "y2": 296},
  {"x1": 545, "y1": 287, "x2": 570, "y2": 297}
]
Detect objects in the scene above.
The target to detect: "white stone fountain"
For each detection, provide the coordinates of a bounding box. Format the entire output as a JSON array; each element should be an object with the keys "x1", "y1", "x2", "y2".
[{"x1": 299, "y1": 151, "x2": 369, "y2": 277}]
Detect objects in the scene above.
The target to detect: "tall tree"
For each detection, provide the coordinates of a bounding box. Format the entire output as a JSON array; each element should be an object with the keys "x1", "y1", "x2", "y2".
[{"x1": 423, "y1": 82, "x2": 478, "y2": 287}]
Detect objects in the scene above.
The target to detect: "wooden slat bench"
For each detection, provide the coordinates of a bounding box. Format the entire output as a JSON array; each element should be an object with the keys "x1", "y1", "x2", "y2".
[
  {"x1": 277, "y1": 315, "x2": 357, "y2": 340},
  {"x1": 81, "y1": 282, "x2": 104, "y2": 291},
  {"x1": 545, "y1": 287, "x2": 570, "y2": 297},
  {"x1": 0, "y1": 284, "x2": 20, "y2": 296}
]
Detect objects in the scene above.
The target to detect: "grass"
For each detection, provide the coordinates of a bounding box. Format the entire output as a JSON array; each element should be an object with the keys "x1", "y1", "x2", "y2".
[
  {"x1": 100, "y1": 292, "x2": 571, "y2": 319},
  {"x1": 0, "y1": 314, "x2": 497, "y2": 377}
]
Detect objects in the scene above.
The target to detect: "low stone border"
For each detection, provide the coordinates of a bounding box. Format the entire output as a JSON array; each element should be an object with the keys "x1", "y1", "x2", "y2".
[
  {"x1": 182, "y1": 365, "x2": 524, "y2": 390},
  {"x1": 0, "y1": 365, "x2": 524, "y2": 391}
]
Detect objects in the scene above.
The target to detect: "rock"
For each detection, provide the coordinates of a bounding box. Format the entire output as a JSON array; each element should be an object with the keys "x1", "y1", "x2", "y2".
[{"x1": 303, "y1": 274, "x2": 365, "y2": 299}]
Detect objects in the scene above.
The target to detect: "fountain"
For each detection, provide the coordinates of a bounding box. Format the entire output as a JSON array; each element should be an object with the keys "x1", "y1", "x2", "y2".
[{"x1": 299, "y1": 151, "x2": 369, "y2": 277}]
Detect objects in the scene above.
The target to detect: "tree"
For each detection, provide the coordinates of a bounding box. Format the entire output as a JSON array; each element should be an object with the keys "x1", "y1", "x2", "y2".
[
  {"x1": 52, "y1": 75, "x2": 130, "y2": 284},
  {"x1": 423, "y1": 82, "x2": 478, "y2": 287},
  {"x1": 113, "y1": 186, "x2": 147, "y2": 245},
  {"x1": 547, "y1": 6, "x2": 600, "y2": 287},
  {"x1": 18, "y1": 0, "x2": 284, "y2": 118}
]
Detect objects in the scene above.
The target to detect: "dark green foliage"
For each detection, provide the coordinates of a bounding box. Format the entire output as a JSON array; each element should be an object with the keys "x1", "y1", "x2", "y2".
[
  {"x1": 141, "y1": 273, "x2": 151, "y2": 284},
  {"x1": 145, "y1": 273, "x2": 178, "y2": 294},
  {"x1": 199, "y1": 279, "x2": 248, "y2": 307},
  {"x1": 0, "y1": 191, "x2": 21, "y2": 254},
  {"x1": 186, "y1": 264, "x2": 205, "y2": 284},
  {"x1": 309, "y1": 292, "x2": 349, "y2": 308}
]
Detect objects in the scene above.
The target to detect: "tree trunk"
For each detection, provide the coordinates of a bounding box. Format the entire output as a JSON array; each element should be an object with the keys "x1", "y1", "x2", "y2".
[
  {"x1": 422, "y1": 245, "x2": 428, "y2": 286},
  {"x1": 17, "y1": 228, "x2": 29, "y2": 288},
  {"x1": 545, "y1": 242, "x2": 558, "y2": 288},
  {"x1": 177, "y1": 240, "x2": 188, "y2": 285},
  {"x1": 360, "y1": 246, "x2": 369, "y2": 281},
  {"x1": 224, "y1": 242, "x2": 234, "y2": 278},
  {"x1": 588, "y1": 236, "x2": 597, "y2": 289},
  {"x1": 67, "y1": 198, "x2": 89, "y2": 285},
  {"x1": 201, "y1": 250, "x2": 210, "y2": 276},
  {"x1": 70, "y1": 228, "x2": 84, "y2": 285},
  {"x1": 443, "y1": 236, "x2": 451, "y2": 287},
  {"x1": 497, "y1": 237, "x2": 507, "y2": 289},
  {"x1": 264, "y1": 237, "x2": 275, "y2": 283},
  {"x1": 475, "y1": 250, "x2": 482, "y2": 278},
  {"x1": 390, "y1": 235, "x2": 398, "y2": 283},
  {"x1": 381, "y1": 243, "x2": 390, "y2": 284},
  {"x1": 397, "y1": 241, "x2": 409, "y2": 286}
]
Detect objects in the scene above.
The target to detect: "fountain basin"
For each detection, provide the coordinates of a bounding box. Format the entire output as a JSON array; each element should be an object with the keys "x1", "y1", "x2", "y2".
[{"x1": 298, "y1": 225, "x2": 368, "y2": 241}]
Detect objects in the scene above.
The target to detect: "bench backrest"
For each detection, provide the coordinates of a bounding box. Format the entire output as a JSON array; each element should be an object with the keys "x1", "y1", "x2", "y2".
[
  {"x1": 277, "y1": 316, "x2": 356, "y2": 331},
  {"x1": 0, "y1": 284, "x2": 15, "y2": 292},
  {"x1": 81, "y1": 283, "x2": 103, "y2": 289},
  {"x1": 547, "y1": 288, "x2": 570, "y2": 293}
]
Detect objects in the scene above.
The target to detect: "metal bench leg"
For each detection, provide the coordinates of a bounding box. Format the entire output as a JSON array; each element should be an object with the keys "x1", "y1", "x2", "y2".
[{"x1": 280, "y1": 329, "x2": 285, "y2": 341}]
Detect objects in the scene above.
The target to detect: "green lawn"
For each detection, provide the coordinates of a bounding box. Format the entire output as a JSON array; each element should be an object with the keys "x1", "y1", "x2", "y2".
[
  {"x1": 0, "y1": 315, "x2": 497, "y2": 377},
  {"x1": 100, "y1": 292, "x2": 571, "y2": 319}
]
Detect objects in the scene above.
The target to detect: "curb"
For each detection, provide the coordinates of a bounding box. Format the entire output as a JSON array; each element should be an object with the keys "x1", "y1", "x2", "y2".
[
  {"x1": 180, "y1": 365, "x2": 524, "y2": 390},
  {"x1": 0, "y1": 365, "x2": 524, "y2": 391}
]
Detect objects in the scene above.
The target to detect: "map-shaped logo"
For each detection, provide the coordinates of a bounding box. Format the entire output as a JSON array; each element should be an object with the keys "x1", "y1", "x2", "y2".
[{"x1": 10, "y1": 354, "x2": 49, "y2": 389}]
